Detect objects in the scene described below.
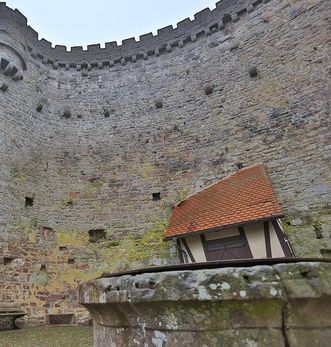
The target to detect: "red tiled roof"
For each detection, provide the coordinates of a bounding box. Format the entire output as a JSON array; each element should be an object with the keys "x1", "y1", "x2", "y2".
[{"x1": 165, "y1": 163, "x2": 283, "y2": 238}]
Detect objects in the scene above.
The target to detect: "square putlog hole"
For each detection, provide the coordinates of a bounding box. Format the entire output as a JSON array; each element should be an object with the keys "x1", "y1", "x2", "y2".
[
  {"x1": 155, "y1": 99, "x2": 163, "y2": 109},
  {"x1": 152, "y1": 192, "x2": 161, "y2": 201},
  {"x1": 25, "y1": 196, "x2": 34, "y2": 207},
  {"x1": 3, "y1": 256, "x2": 16, "y2": 265},
  {"x1": 88, "y1": 229, "x2": 106, "y2": 243}
]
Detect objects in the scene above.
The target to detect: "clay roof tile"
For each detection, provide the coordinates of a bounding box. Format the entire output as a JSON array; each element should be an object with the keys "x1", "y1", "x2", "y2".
[{"x1": 165, "y1": 163, "x2": 282, "y2": 238}]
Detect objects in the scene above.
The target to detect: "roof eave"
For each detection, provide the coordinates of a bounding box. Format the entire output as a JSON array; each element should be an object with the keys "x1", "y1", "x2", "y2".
[{"x1": 164, "y1": 214, "x2": 284, "y2": 240}]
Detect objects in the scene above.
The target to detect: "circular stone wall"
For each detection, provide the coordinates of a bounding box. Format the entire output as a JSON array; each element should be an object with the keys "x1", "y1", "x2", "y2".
[{"x1": 0, "y1": 0, "x2": 330, "y2": 325}]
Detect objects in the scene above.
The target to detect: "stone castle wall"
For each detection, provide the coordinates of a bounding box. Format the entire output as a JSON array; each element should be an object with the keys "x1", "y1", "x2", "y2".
[{"x1": 0, "y1": 0, "x2": 330, "y2": 325}]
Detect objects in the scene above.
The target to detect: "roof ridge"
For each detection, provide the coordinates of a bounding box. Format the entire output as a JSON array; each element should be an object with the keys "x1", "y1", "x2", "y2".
[{"x1": 176, "y1": 163, "x2": 266, "y2": 207}]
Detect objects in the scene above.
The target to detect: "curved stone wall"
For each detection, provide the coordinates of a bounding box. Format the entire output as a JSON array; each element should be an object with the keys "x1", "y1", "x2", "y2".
[{"x1": 0, "y1": 0, "x2": 330, "y2": 325}]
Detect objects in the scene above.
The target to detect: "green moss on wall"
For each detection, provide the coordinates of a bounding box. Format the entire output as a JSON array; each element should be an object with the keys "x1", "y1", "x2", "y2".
[
  {"x1": 282, "y1": 210, "x2": 331, "y2": 258},
  {"x1": 91, "y1": 220, "x2": 172, "y2": 273},
  {"x1": 56, "y1": 229, "x2": 89, "y2": 247}
]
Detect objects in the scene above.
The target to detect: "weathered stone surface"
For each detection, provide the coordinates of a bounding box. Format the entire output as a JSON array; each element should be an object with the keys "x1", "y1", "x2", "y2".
[
  {"x1": 93, "y1": 326, "x2": 285, "y2": 347},
  {"x1": 0, "y1": 0, "x2": 330, "y2": 326},
  {"x1": 80, "y1": 262, "x2": 331, "y2": 346},
  {"x1": 287, "y1": 329, "x2": 330, "y2": 347}
]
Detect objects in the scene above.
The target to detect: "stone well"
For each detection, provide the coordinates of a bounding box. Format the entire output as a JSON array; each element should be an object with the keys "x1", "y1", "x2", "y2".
[{"x1": 79, "y1": 261, "x2": 331, "y2": 347}]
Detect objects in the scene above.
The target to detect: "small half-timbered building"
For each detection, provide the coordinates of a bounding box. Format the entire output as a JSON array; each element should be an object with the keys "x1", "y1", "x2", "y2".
[{"x1": 165, "y1": 164, "x2": 293, "y2": 263}]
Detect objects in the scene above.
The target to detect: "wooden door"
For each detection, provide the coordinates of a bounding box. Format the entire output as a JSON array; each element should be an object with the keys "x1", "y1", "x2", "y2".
[{"x1": 202, "y1": 228, "x2": 253, "y2": 261}]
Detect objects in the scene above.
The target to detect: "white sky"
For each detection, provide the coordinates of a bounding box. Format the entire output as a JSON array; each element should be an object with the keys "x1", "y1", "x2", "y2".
[{"x1": 6, "y1": 0, "x2": 217, "y2": 48}]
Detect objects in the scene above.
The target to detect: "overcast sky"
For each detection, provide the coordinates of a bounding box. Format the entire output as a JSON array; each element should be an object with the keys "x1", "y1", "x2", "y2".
[{"x1": 6, "y1": 0, "x2": 217, "y2": 48}]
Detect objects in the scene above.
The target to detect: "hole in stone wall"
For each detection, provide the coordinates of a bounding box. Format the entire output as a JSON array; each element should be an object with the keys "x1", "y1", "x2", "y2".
[
  {"x1": 314, "y1": 223, "x2": 323, "y2": 239},
  {"x1": 36, "y1": 104, "x2": 43, "y2": 112},
  {"x1": 104, "y1": 109, "x2": 110, "y2": 117},
  {"x1": 204, "y1": 85, "x2": 213, "y2": 95},
  {"x1": 236, "y1": 163, "x2": 244, "y2": 170},
  {"x1": 3, "y1": 256, "x2": 16, "y2": 265},
  {"x1": 321, "y1": 249, "x2": 331, "y2": 258},
  {"x1": 249, "y1": 66, "x2": 258, "y2": 78},
  {"x1": 148, "y1": 280, "x2": 156, "y2": 289},
  {"x1": 0, "y1": 82, "x2": 9, "y2": 92},
  {"x1": 42, "y1": 226, "x2": 54, "y2": 233},
  {"x1": 0, "y1": 58, "x2": 9, "y2": 70},
  {"x1": 196, "y1": 31, "x2": 204, "y2": 39},
  {"x1": 223, "y1": 14, "x2": 232, "y2": 24},
  {"x1": 152, "y1": 192, "x2": 161, "y2": 201},
  {"x1": 155, "y1": 99, "x2": 163, "y2": 109},
  {"x1": 88, "y1": 229, "x2": 106, "y2": 243},
  {"x1": 67, "y1": 258, "x2": 75, "y2": 264},
  {"x1": 59, "y1": 246, "x2": 68, "y2": 251},
  {"x1": 11, "y1": 65, "x2": 18, "y2": 76},
  {"x1": 47, "y1": 314, "x2": 75, "y2": 325},
  {"x1": 40, "y1": 264, "x2": 46, "y2": 271},
  {"x1": 300, "y1": 271, "x2": 309, "y2": 278},
  {"x1": 242, "y1": 274, "x2": 251, "y2": 284},
  {"x1": 63, "y1": 108, "x2": 71, "y2": 118},
  {"x1": 88, "y1": 176, "x2": 100, "y2": 183},
  {"x1": 25, "y1": 196, "x2": 34, "y2": 207}
]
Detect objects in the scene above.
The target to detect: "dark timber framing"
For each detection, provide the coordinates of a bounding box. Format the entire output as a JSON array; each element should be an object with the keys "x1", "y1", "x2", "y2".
[
  {"x1": 176, "y1": 239, "x2": 185, "y2": 264},
  {"x1": 271, "y1": 219, "x2": 293, "y2": 257},
  {"x1": 238, "y1": 226, "x2": 253, "y2": 259},
  {"x1": 264, "y1": 221, "x2": 272, "y2": 258},
  {"x1": 200, "y1": 234, "x2": 208, "y2": 259},
  {"x1": 181, "y1": 238, "x2": 196, "y2": 263}
]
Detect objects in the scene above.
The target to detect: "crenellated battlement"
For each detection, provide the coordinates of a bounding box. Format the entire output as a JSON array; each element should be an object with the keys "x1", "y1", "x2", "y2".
[
  {"x1": 0, "y1": 0, "x2": 270, "y2": 71},
  {"x1": 0, "y1": 2, "x2": 28, "y2": 75},
  {"x1": 0, "y1": 2, "x2": 26, "y2": 24}
]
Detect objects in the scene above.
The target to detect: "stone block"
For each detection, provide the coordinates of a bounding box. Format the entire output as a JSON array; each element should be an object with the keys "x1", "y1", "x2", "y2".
[{"x1": 80, "y1": 263, "x2": 331, "y2": 346}]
